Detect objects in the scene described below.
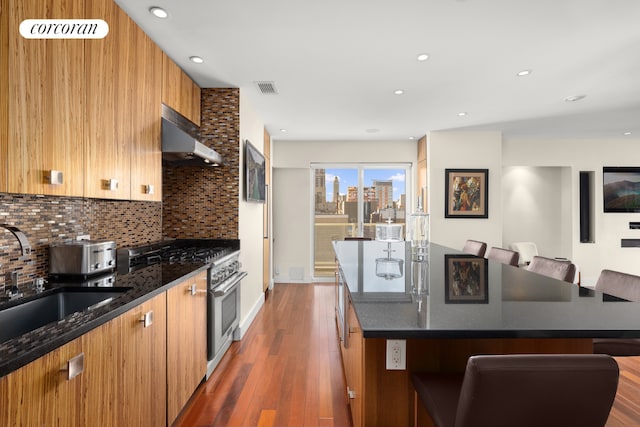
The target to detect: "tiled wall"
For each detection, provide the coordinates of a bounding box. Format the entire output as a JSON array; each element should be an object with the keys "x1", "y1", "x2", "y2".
[
  {"x1": 162, "y1": 88, "x2": 240, "y2": 239},
  {"x1": 0, "y1": 193, "x2": 161, "y2": 292}
]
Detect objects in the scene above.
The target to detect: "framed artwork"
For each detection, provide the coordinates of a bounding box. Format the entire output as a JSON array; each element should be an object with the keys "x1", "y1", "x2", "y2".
[
  {"x1": 445, "y1": 169, "x2": 488, "y2": 218},
  {"x1": 444, "y1": 254, "x2": 488, "y2": 303}
]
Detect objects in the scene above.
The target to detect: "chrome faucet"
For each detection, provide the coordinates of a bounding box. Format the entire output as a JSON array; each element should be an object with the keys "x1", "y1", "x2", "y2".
[
  {"x1": 1, "y1": 224, "x2": 31, "y2": 300},
  {"x1": 0, "y1": 224, "x2": 32, "y2": 256}
]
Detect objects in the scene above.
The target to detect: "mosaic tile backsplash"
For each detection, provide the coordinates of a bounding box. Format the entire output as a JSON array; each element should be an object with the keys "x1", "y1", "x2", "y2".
[{"x1": 0, "y1": 193, "x2": 161, "y2": 293}]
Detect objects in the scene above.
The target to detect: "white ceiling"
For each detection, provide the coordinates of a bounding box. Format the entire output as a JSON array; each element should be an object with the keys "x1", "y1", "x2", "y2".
[{"x1": 116, "y1": 0, "x2": 640, "y2": 142}]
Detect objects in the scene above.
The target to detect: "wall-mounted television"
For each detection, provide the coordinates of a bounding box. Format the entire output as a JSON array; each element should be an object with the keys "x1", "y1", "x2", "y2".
[
  {"x1": 244, "y1": 140, "x2": 266, "y2": 203},
  {"x1": 603, "y1": 167, "x2": 640, "y2": 213}
]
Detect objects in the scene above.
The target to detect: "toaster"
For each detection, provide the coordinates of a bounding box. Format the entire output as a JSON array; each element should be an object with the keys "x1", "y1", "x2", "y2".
[{"x1": 49, "y1": 240, "x2": 117, "y2": 278}]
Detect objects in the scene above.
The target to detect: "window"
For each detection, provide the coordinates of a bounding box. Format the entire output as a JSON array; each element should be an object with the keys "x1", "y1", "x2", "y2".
[{"x1": 312, "y1": 164, "x2": 410, "y2": 278}]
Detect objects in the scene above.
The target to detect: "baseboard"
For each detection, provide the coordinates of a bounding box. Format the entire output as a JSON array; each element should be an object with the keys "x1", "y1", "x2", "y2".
[{"x1": 235, "y1": 292, "x2": 265, "y2": 340}]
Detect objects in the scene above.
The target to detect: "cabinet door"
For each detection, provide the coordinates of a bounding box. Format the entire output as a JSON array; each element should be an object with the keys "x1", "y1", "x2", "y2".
[
  {"x1": 7, "y1": 0, "x2": 84, "y2": 196},
  {"x1": 0, "y1": 337, "x2": 85, "y2": 427},
  {"x1": 167, "y1": 271, "x2": 208, "y2": 424},
  {"x1": 129, "y1": 23, "x2": 162, "y2": 202},
  {"x1": 119, "y1": 292, "x2": 167, "y2": 427},
  {"x1": 162, "y1": 52, "x2": 201, "y2": 126},
  {"x1": 82, "y1": 316, "x2": 121, "y2": 427},
  {"x1": 346, "y1": 299, "x2": 364, "y2": 427},
  {"x1": 84, "y1": 0, "x2": 131, "y2": 199}
]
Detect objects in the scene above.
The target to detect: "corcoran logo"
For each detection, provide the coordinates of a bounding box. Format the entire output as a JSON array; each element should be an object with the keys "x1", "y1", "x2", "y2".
[{"x1": 19, "y1": 19, "x2": 109, "y2": 39}]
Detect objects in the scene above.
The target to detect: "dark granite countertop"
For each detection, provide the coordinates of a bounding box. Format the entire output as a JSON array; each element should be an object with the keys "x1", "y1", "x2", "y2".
[
  {"x1": 0, "y1": 260, "x2": 208, "y2": 377},
  {"x1": 334, "y1": 240, "x2": 640, "y2": 340}
]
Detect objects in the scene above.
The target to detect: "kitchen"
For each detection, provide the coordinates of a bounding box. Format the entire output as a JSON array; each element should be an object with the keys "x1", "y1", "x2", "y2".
[{"x1": 2, "y1": 0, "x2": 640, "y2": 426}]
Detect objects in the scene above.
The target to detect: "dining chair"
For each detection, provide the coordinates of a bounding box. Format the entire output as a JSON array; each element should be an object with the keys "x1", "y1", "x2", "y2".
[
  {"x1": 593, "y1": 269, "x2": 640, "y2": 356},
  {"x1": 486, "y1": 246, "x2": 519, "y2": 266},
  {"x1": 509, "y1": 241, "x2": 538, "y2": 265},
  {"x1": 411, "y1": 354, "x2": 619, "y2": 427},
  {"x1": 526, "y1": 255, "x2": 576, "y2": 283},
  {"x1": 461, "y1": 240, "x2": 487, "y2": 257}
]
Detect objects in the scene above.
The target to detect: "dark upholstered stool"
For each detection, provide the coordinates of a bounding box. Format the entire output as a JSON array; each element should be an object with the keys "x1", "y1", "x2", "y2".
[
  {"x1": 527, "y1": 255, "x2": 576, "y2": 283},
  {"x1": 486, "y1": 246, "x2": 519, "y2": 266},
  {"x1": 593, "y1": 269, "x2": 640, "y2": 356},
  {"x1": 411, "y1": 354, "x2": 619, "y2": 427},
  {"x1": 461, "y1": 240, "x2": 487, "y2": 257}
]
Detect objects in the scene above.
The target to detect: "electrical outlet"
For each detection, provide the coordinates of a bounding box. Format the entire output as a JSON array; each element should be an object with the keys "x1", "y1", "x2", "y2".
[
  {"x1": 77, "y1": 234, "x2": 90, "y2": 241},
  {"x1": 386, "y1": 339, "x2": 406, "y2": 370}
]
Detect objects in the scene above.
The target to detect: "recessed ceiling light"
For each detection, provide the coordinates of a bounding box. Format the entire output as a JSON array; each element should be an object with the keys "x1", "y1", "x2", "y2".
[
  {"x1": 457, "y1": 112, "x2": 467, "y2": 117},
  {"x1": 417, "y1": 53, "x2": 429, "y2": 61},
  {"x1": 623, "y1": 131, "x2": 633, "y2": 136},
  {"x1": 189, "y1": 56, "x2": 204, "y2": 64},
  {"x1": 149, "y1": 7, "x2": 168, "y2": 18},
  {"x1": 394, "y1": 89, "x2": 404, "y2": 95},
  {"x1": 409, "y1": 136, "x2": 416, "y2": 140},
  {"x1": 516, "y1": 69, "x2": 532, "y2": 77},
  {"x1": 564, "y1": 94, "x2": 586, "y2": 102},
  {"x1": 365, "y1": 128, "x2": 380, "y2": 133},
  {"x1": 280, "y1": 128, "x2": 287, "y2": 133}
]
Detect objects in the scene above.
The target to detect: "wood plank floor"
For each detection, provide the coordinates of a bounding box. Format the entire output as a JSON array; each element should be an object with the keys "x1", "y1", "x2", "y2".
[
  {"x1": 174, "y1": 283, "x2": 640, "y2": 427},
  {"x1": 174, "y1": 283, "x2": 352, "y2": 427}
]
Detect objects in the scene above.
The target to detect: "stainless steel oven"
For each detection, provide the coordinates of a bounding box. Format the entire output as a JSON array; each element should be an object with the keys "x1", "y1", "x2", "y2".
[{"x1": 206, "y1": 252, "x2": 246, "y2": 379}]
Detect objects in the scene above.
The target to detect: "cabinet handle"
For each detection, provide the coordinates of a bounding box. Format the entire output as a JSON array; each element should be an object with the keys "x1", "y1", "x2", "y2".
[
  {"x1": 139, "y1": 310, "x2": 154, "y2": 328},
  {"x1": 347, "y1": 387, "x2": 356, "y2": 399},
  {"x1": 144, "y1": 184, "x2": 155, "y2": 195},
  {"x1": 186, "y1": 284, "x2": 207, "y2": 296},
  {"x1": 103, "y1": 178, "x2": 118, "y2": 191},
  {"x1": 61, "y1": 353, "x2": 84, "y2": 381},
  {"x1": 46, "y1": 170, "x2": 64, "y2": 185}
]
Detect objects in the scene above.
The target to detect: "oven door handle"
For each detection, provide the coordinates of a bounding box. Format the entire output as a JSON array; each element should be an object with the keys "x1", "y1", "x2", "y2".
[{"x1": 213, "y1": 271, "x2": 247, "y2": 297}]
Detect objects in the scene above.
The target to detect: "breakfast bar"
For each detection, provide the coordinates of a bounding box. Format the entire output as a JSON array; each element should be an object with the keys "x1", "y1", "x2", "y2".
[{"x1": 333, "y1": 240, "x2": 640, "y2": 427}]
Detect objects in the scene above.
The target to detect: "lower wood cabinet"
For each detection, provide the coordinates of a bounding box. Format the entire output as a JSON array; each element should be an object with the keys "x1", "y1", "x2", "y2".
[
  {"x1": 342, "y1": 297, "x2": 364, "y2": 427},
  {"x1": 118, "y1": 292, "x2": 167, "y2": 427},
  {"x1": 0, "y1": 336, "x2": 84, "y2": 427},
  {"x1": 167, "y1": 271, "x2": 208, "y2": 425},
  {"x1": 0, "y1": 291, "x2": 169, "y2": 427}
]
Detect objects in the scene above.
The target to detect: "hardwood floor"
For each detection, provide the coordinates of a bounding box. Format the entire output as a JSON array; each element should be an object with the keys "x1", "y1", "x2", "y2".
[
  {"x1": 174, "y1": 283, "x2": 352, "y2": 427},
  {"x1": 174, "y1": 283, "x2": 640, "y2": 427}
]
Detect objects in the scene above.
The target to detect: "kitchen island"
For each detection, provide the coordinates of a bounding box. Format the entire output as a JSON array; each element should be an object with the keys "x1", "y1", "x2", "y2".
[{"x1": 333, "y1": 240, "x2": 640, "y2": 427}]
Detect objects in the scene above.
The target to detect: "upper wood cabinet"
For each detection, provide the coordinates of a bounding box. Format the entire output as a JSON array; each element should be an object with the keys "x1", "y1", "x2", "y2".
[
  {"x1": 5, "y1": 0, "x2": 85, "y2": 197},
  {"x1": 0, "y1": 0, "x2": 8, "y2": 192},
  {"x1": 162, "y1": 52, "x2": 201, "y2": 126}
]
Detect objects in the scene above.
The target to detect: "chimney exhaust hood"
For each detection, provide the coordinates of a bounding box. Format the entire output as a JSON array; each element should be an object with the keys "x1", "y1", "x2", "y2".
[{"x1": 161, "y1": 104, "x2": 223, "y2": 167}]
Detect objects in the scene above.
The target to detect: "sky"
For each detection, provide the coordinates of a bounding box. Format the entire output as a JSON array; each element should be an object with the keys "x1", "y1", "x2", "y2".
[{"x1": 324, "y1": 168, "x2": 406, "y2": 201}]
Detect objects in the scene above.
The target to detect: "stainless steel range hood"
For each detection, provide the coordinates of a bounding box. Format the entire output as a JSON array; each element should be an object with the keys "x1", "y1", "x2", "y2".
[{"x1": 161, "y1": 105, "x2": 223, "y2": 167}]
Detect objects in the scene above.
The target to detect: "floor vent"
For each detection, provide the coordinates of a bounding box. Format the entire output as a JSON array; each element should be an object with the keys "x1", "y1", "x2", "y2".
[{"x1": 254, "y1": 81, "x2": 278, "y2": 95}]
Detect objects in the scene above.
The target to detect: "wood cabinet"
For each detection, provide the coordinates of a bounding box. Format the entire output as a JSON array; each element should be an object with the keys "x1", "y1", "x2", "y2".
[
  {"x1": 167, "y1": 271, "x2": 208, "y2": 424},
  {"x1": 2, "y1": 0, "x2": 164, "y2": 200},
  {"x1": 343, "y1": 296, "x2": 364, "y2": 427},
  {"x1": 85, "y1": 0, "x2": 163, "y2": 202},
  {"x1": 1, "y1": 0, "x2": 10, "y2": 192},
  {"x1": 0, "y1": 337, "x2": 84, "y2": 427},
  {"x1": 118, "y1": 292, "x2": 167, "y2": 427},
  {"x1": 162, "y1": 52, "x2": 201, "y2": 126},
  {"x1": 5, "y1": 0, "x2": 85, "y2": 196}
]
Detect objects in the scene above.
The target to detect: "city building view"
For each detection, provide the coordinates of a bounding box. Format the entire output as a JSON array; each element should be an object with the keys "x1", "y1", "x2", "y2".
[{"x1": 313, "y1": 167, "x2": 407, "y2": 277}]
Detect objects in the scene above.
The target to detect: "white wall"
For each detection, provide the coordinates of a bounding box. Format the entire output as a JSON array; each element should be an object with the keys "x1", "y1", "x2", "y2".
[
  {"x1": 272, "y1": 139, "x2": 417, "y2": 283},
  {"x1": 428, "y1": 131, "x2": 504, "y2": 250},
  {"x1": 503, "y1": 137, "x2": 640, "y2": 285},
  {"x1": 238, "y1": 92, "x2": 267, "y2": 334},
  {"x1": 502, "y1": 166, "x2": 573, "y2": 259}
]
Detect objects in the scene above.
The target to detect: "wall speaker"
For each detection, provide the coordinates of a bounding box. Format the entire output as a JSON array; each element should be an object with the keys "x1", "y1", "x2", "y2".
[{"x1": 579, "y1": 171, "x2": 594, "y2": 243}]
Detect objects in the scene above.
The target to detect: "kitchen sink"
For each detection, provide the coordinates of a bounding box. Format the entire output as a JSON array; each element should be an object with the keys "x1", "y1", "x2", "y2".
[{"x1": 0, "y1": 287, "x2": 130, "y2": 345}]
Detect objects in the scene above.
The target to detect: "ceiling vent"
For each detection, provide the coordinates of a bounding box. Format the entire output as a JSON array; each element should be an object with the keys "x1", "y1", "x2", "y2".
[{"x1": 254, "y1": 81, "x2": 278, "y2": 95}]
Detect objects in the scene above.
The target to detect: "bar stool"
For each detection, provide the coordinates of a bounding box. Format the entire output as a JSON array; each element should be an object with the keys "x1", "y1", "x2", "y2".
[
  {"x1": 412, "y1": 354, "x2": 619, "y2": 427},
  {"x1": 461, "y1": 240, "x2": 487, "y2": 257}
]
